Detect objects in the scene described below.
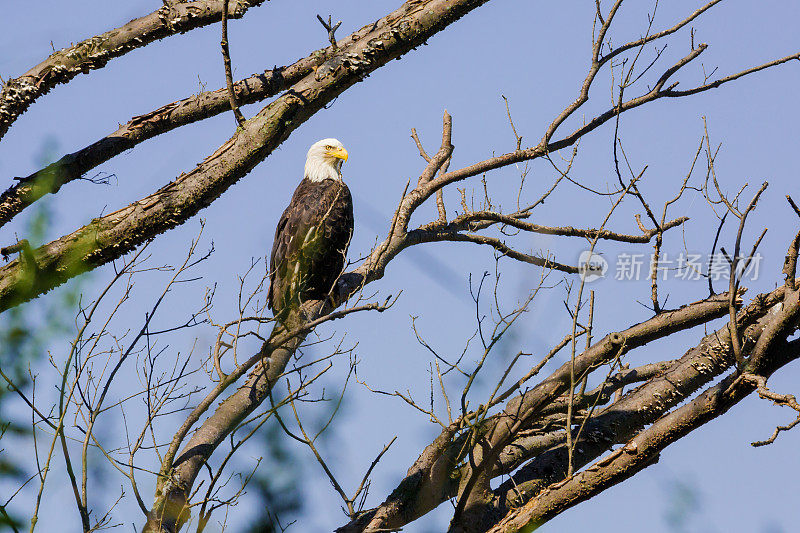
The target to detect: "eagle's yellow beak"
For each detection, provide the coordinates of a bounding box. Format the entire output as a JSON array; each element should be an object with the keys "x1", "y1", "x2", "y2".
[{"x1": 328, "y1": 146, "x2": 349, "y2": 162}]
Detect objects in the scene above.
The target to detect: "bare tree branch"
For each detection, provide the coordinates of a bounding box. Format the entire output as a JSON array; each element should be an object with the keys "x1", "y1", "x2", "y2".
[
  {"x1": 0, "y1": 48, "x2": 335, "y2": 229},
  {"x1": 0, "y1": 0, "x2": 267, "y2": 141},
  {"x1": 6, "y1": 3, "x2": 800, "y2": 532},
  {"x1": 220, "y1": 0, "x2": 246, "y2": 127},
  {"x1": 488, "y1": 312, "x2": 800, "y2": 533},
  {"x1": 0, "y1": 0, "x2": 494, "y2": 314},
  {"x1": 337, "y1": 290, "x2": 744, "y2": 533}
]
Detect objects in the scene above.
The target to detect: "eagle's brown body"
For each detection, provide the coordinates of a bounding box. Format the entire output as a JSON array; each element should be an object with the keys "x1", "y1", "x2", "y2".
[{"x1": 268, "y1": 177, "x2": 354, "y2": 315}]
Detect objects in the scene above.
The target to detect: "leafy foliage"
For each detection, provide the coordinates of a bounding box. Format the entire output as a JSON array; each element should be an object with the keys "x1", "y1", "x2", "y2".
[{"x1": 0, "y1": 139, "x2": 86, "y2": 529}]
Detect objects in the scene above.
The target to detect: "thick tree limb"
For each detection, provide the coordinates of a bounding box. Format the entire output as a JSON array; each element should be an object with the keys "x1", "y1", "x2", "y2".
[
  {"x1": 145, "y1": 323, "x2": 307, "y2": 532},
  {"x1": 145, "y1": 291, "x2": 397, "y2": 532},
  {"x1": 336, "y1": 283, "x2": 794, "y2": 533},
  {"x1": 494, "y1": 286, "x2": 787, "y2": 508},
  {"x1": 2, "y1": 14, "x2": 796, "y2": 310},
  {"x1": 0, "y1": 49, "x2": 334, "y2": 230},
  {"x1": 336, "y1": 291, "x2": 741, "y2": 533},
  {"x1": 488, "y1": 297, "x2": 800, "y2": 533},
  {"x1": 0, "y1": 0, "x2": 492, "y2": 314},
  {"x1": 6, "y1": 1, "x2": 799, "y2": 530},
  {"x1": 0, "y1": 0, "x2": 265, "y2": 141},
  {"x1": 481, "y1": 292, "x2": 742, "y2": 459}
]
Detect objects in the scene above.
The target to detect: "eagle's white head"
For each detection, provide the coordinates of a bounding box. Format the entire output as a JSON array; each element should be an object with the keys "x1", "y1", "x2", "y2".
[{"x1": 304, "y1": 138, "x2": 349, "y2": 182}]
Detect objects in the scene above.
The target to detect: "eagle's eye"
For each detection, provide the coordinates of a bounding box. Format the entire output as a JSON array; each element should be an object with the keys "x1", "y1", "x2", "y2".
[{"x1": 325, "y1": 145, "x2": 333, "y2": 151}]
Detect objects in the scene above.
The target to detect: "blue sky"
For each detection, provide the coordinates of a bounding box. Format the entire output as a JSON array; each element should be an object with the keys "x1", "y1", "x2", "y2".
[{"x1": 1, "y1": 1, "x2": 799, "y2": 532}]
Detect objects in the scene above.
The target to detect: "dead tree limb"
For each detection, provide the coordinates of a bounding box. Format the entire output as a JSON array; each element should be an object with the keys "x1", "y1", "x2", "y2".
[
  {"x1": 0, "y1": 0, "x2": 266, "y2": 141},
  {"x1": 220, "y1": 0, "x2": 246, "y2": 127},
  {"x1": 0, "y1": 0, "x2": 494, "y2": 314},
  {"x1": 0, "y1": 49, "x2": 333, "y2": 229}
]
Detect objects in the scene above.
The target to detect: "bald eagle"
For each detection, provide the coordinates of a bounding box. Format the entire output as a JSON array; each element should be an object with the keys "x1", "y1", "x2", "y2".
[{"x1": 268, "y1": 138, "x2": 354, "y2": 317}]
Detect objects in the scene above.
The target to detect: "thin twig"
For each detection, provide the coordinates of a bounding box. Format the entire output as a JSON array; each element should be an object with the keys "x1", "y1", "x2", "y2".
[
  {"x1": 317, "y1": 14, "x2": 342, "y2": 48},
  {"x1": 221, "y1": 0, "x2": 245, "y2": 127}
]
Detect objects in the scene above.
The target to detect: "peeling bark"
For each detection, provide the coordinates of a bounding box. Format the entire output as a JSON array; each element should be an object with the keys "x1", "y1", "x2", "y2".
[
  {"x1": 489, "y1": 334, "x2": 800, "y2": 533},
  {"x1": 0, "y1": 0, "x2": 267, "y2": 141},
  {"x1": 0, "y1": 0, "x2": 492, "y2": 314}
]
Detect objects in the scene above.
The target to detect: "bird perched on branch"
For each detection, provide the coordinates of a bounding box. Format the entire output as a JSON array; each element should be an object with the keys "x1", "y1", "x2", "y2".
[{"x1": 268, "y1": 138, "x2": 354, "y2": 318}]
